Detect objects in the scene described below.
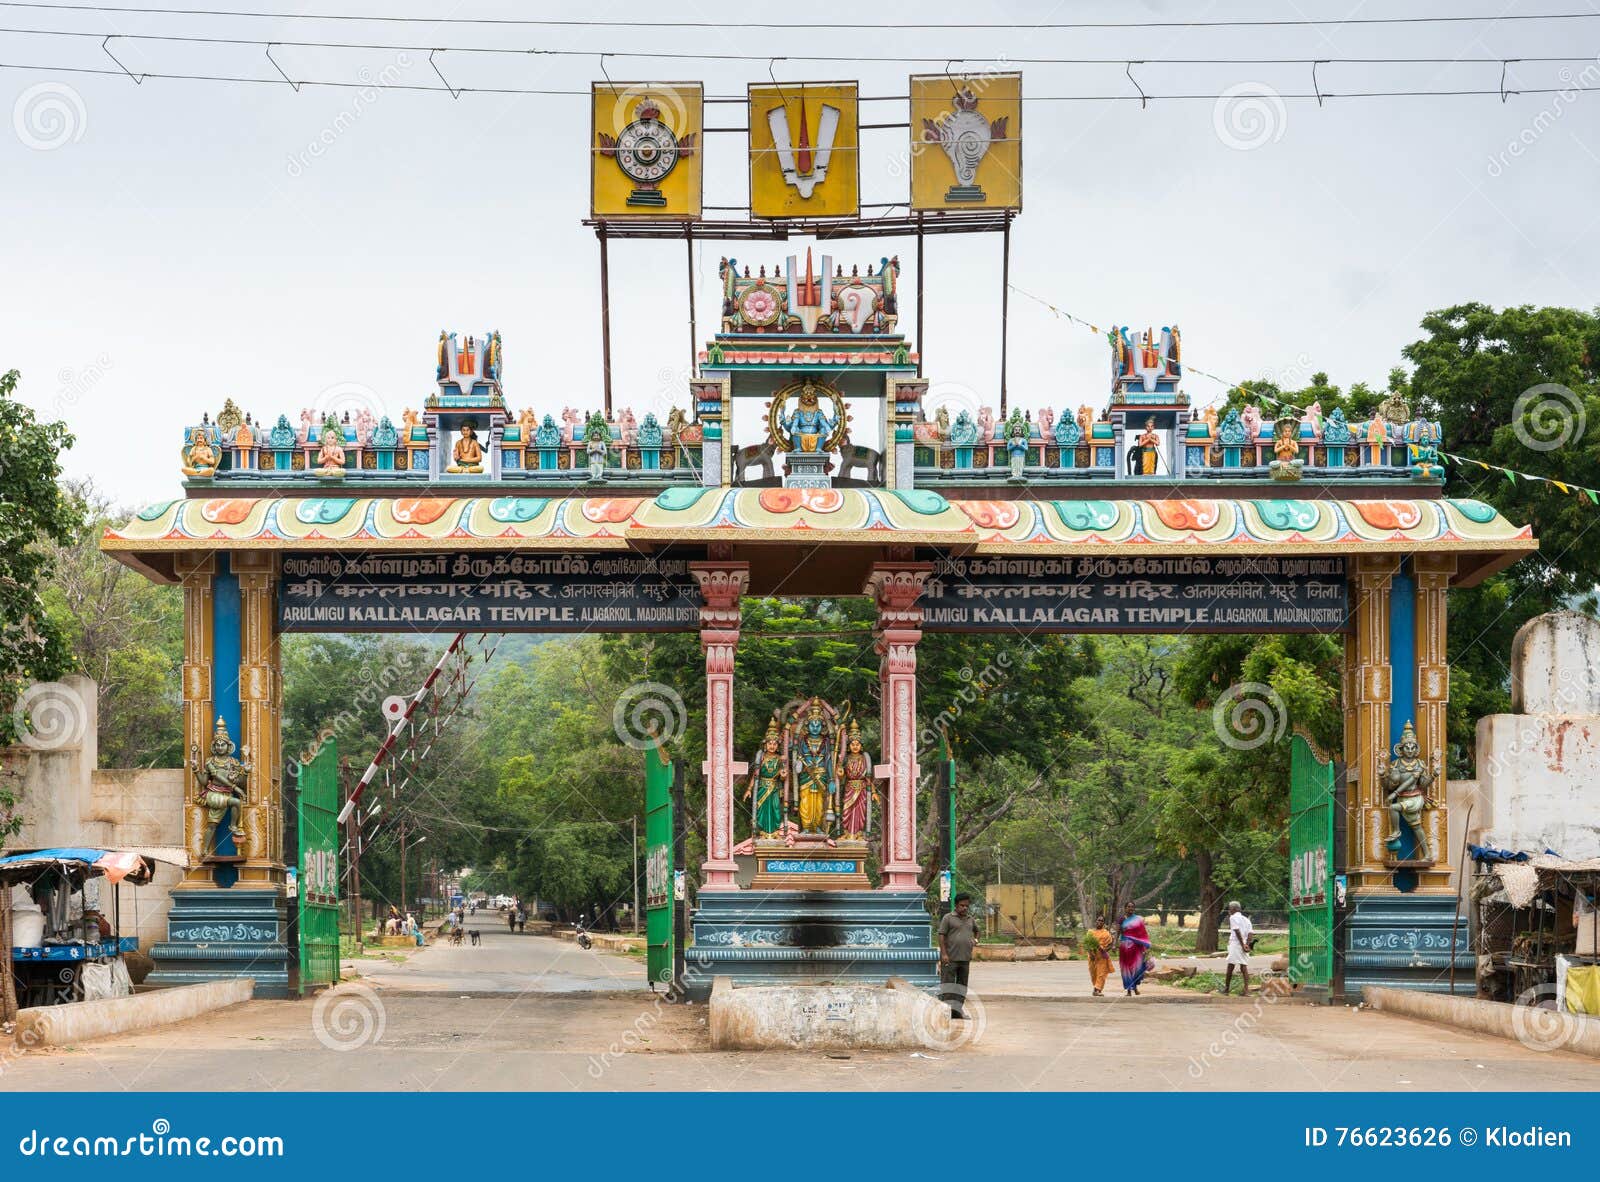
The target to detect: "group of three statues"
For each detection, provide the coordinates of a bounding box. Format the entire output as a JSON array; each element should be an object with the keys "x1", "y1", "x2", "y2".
[{"x1": 745, "y1": 697, "x2": 877, "y2": 841}]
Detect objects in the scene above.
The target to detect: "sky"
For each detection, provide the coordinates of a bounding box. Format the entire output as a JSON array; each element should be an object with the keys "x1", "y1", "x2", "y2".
[{"x1": 4, "y1": 1, "x2": 1599, "y2": 504}]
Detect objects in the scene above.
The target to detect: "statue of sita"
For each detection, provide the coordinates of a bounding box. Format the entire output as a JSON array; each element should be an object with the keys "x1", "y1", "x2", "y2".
[{"x1": 744, "y1": 715, "x2": 787, "y2": 838}]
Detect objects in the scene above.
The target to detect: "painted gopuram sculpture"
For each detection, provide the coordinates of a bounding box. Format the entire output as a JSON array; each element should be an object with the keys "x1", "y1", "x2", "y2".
[
  {"x1": 181, "y1": 426, "x2": 219, "y2": 477},
  {"x1": 744, "y1": 716, "x2": 787, "y2": 838},
  {"x1": 316, "y1": 415, "x2": 345, "y2": 475},
  {"x1": 1378, "y1": 720, "x2": 1440, "y2": 864},
  {"x1": 789, "y1": 697, "x2": 838, "y2": 834},
  {"x1": 449, "y1": 420, "x2": 486, "y2": 474},
  {"x1": 192, "y1": 716, "x2": 251, "y2": 860},
  {"x1": 837, "y1": 719, "x2": 877, "y2": 839}
]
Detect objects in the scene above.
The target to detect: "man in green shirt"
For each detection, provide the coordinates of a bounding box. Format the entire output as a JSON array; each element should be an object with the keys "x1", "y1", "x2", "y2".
[{"x1": 937, "y1": 893, "x2": 980, "y2": 1019}]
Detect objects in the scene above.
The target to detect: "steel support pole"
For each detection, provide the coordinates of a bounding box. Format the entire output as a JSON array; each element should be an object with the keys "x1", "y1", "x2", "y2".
[
  {"x1": 686, "y1": 229, "x2": 698, "y2": 378},
  {"x1": 916, "y1": 219, "x2": 925, "y2": 377},
  {"x1": 599, "y1": 224, "x2": 614, "y2": 418},
  {"x1": 999, "y1": 214, "x2": 1011, "y2": 418}
]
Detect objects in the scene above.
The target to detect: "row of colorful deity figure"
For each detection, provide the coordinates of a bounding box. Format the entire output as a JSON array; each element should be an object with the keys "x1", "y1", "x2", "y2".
[
  {"x1": 179, "y1": 398, "x2": 703, "y2": 479},
  {"x1": 744, "y1": 698, "x2": 878, "y2": 841}
]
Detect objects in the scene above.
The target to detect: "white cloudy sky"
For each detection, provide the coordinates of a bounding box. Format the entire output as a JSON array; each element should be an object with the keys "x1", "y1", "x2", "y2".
[{"x1": 3, "y1": 1, "x2": 1597, "y2": 504}]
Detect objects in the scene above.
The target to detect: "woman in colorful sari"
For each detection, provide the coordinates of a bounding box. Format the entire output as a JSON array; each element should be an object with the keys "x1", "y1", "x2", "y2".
[
  {"x1": 1083, "y1": 915, "x2": 1115, "y2": 997},
  {"x1": 1118, "y1": 906, "x2": 1152, "y2": 996}
]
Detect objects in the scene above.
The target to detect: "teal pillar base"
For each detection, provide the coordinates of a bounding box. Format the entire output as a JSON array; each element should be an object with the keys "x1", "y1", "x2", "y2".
[
  {"x1": 685, "y1": 890, "x2": 938, "y2": 1002},
  {"x1": 148, "y1": 888, "x2": 293, "y2": 999},
  {"x1": 1341, "y1": 894, "x2": 1472, "y2": 996}
]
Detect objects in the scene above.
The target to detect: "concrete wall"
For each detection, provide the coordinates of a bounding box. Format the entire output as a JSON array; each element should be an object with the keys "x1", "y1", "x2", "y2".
[
  {"x1": 3, "y1": 676, "x2": 185, "y2": 953},
  {"x1": 1475, "y1": 612, "x2": 1600, "y2": 860}
]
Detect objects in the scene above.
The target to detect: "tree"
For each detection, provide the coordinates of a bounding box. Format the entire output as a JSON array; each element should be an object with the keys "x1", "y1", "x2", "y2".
[
  {"x1": 1400, "y1": 304, "x2": 1600, "y2": 770},
  {"x1": 40, "y1": 481, "x2": 183, "y2": 767},
  {"x1": 1, "y1": 369, "x2": 83, "y2": 1022}
]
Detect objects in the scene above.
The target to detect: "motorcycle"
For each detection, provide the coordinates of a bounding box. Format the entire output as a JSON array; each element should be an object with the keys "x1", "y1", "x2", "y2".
[{"x1": 575, "y1": 920, "x2": 593, "y2": 951}]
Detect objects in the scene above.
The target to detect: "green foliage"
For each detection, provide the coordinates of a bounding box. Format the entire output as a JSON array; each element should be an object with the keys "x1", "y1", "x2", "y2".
[
  {"x1": 1399, "y1": 304, "x2": 1600, "y2": 769},
  {"x1": 1, "y1": 370, "x2": 82, "y2": 832},
  {"x1": 40, "y1": 482, "x2": 183, "y2": 767}
]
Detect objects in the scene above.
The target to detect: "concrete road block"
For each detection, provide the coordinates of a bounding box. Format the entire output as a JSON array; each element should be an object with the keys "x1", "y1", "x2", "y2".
[
  {"x1": 1364, "y1": 985, "x2": 1600, "y2": 1058},
  {"x1": 709, "y1": 975, "x2": 954, "y2": 1051},
  {"x1": 13, "y1": 979, "x2": 255, "y2": 1051}
]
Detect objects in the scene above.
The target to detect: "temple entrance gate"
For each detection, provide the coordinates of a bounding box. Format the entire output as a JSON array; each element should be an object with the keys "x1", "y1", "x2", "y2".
[
  {"x1": 106, "y1": 253, "x2": 1539, "y2": 1001},
  {"x1": 1288, "y1": 734, "x2": 1338, "y2": 994},
  {"x1": 296, "y1": 738, "x2": 341, "y2": 995},
  {"x1": 644, "y1": 745, "x2": 677, "y2": 990}
]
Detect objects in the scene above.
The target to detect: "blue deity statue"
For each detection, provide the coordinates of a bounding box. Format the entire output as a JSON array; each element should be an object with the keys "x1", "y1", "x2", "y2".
[{"x1": 781, "y1": 383, "x2": 838, "y2": 454}]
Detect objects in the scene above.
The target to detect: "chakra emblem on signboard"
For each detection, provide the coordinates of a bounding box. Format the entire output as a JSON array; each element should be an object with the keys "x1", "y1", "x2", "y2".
[
  {"x1": 921, "y1": 87, "x2": 1008, "y2": 203},
  {"x1": 598, "y1": 98, "x2": 697, "y2": 208}
]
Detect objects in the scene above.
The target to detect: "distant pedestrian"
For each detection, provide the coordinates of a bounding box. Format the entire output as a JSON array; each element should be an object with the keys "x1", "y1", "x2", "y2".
[
  {"x1": 937, "y1": 893, "x2": 980, "y2": 1019},
  {"x1": 1118, "y1": 906, "x2": 1152, "y2": 996},
  {"x1": 507, "y1": 908, "x2": 517, "y2": 932},
  {"x1": 1223, "y1": 901, "x2": 1253, "y2": 997},
  {"x1": 1084, "y1": 915, "x2": 1115, "y2": 997}
]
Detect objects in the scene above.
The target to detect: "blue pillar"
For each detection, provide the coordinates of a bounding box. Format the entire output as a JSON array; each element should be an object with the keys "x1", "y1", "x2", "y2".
[
  {"x1": 209, "y1": 555, "x2": 243, "y2": 886},
  {"x1": 1387, "y1": 562, "x2": 1419, "y2": 876}
]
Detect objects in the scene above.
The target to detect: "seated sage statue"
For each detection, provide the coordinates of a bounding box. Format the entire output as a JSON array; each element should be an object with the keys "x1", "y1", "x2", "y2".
[{"x1": 449, "y1": 421, "x2": 485, "y2": 473}]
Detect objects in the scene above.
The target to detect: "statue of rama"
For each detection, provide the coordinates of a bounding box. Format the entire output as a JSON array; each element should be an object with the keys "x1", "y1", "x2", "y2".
[{"x1": 788, "y1": 697, "x2": 838, "y2": 834}]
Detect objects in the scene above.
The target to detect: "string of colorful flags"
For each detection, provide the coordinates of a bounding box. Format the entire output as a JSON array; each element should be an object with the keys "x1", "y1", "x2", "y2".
[
  {"x1": 1438, "y1": 452, "x2": 1600, "y2": 504},
  {"x1": 1012, "y1": 282, "x2": 1600, "y2": 505}
]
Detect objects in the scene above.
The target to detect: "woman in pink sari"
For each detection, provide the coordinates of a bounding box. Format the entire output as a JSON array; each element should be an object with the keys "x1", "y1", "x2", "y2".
[{"x1": 1118, "y1": 906, "x2": 1152, "y2": 996}]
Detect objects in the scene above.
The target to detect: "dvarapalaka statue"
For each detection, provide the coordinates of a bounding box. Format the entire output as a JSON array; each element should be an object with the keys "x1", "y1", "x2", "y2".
[
  {"x1": 192, "y1": 716, "x2": 251, "y2": 859},
  {"x1": 1378, "y1": 719, "x2": 1439, "y2": 863}
]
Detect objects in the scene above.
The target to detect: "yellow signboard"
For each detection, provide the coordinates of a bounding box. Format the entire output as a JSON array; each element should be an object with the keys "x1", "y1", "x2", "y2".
[
  {"x1": 748, "y1": 82, "x2": 859, "y2": 219},
  {"x1": 591, "y1": 82, "x2": 703, "y2": 219},
  {"x1": 909, "y1": 73, "x2": 1022, "y2": 212}
]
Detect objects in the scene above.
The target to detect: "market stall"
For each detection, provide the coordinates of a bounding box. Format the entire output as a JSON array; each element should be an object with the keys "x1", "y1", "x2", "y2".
[
  {"x1": 1471, "y1": 849, "x2": 1600, "y2": 1013},
  {"x1": 3, "y1": 847, "x2": 182, "y2": 1008}
]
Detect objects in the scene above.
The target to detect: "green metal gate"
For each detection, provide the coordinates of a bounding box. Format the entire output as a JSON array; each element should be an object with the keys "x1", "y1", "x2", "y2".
[
  {"x1": 297, "y1": 738, "x2": 341, "y2": 994},
  {"x1": 644, "y1": 745, "x2": 676, "y2": 989},
  {"x1": 1288, "y1": 733, "x2": 1336, "y2": 991}
]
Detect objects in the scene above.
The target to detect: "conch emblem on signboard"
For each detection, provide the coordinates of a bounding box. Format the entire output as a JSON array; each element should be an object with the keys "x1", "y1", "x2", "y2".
[{"x1": 921, "y1": 87, "x2": 1008, "y2": 203}]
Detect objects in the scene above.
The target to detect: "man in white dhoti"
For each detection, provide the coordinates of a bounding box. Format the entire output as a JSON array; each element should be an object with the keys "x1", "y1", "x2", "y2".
[{"x1": 1223, "y1": 900, "x2": 1253, "y2": 997}]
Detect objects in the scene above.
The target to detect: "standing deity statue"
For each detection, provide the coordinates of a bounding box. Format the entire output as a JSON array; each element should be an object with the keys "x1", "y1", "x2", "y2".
[
  {"x1": 1378, "y1": 719, "x2": 1439, "y2": 863},
  {"x1": 1136, "y1": 416, "x2": 1161, "y2": 475},
  {"x1": 836, "y1": 716, "x2": 876, "y2": 839},
  {"x1": 787, "y1": 697, "x2": 838, "y2": 835},
  {"x1": 744, "y1": 716, "x2": 788, "y2": 838},
  {"x1": 192, "y1": 716, "x2": 251, "y2": 859}
]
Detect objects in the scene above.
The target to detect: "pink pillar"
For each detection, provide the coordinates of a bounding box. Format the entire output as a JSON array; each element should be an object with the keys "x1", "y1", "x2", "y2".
[
  {"x1": 866, "y1": 563, "x2": 932, "y2": 891},
  {"x1": 691, "y1": 562, "x2": 748, "y2": 891}
]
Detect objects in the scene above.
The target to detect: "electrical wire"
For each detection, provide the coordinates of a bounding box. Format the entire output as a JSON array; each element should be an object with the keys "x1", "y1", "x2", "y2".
[
  {"x1": 2, "y1": 25, "x2": 1596, "y2": 67},
  {"x1": 4, "y1": 57, "x2": 1596, "y2": 102},
  {"x1": 3, "y1": 2, "x2": 1598, "y2": 30}
]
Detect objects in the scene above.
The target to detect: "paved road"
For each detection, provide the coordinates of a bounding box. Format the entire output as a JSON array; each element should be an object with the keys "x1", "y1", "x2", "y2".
[
  {"x1": 5, "y1": 988, "x2": 1597, "y2": 1092},
  {"x1": 353, "y1": 925, "x2": 645, "y2": 995},
  {"x1": 4, "y1": 925, "x2": 1595, "y2": 1091}
]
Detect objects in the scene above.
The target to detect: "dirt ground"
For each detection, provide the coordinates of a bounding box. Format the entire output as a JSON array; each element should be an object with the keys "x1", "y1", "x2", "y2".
[{"x1": 5, "y1": 986, "x2": 1597, "y2": 1092}]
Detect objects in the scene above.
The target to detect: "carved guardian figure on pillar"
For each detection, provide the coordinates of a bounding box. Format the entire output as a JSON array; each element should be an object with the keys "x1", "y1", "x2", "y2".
[
  {"x1": 192, "y1": 716, "x2": 251, "y2": 860},
  {"x1": 1378, "y1": 719, "x2": 1439, "y2": 863}
]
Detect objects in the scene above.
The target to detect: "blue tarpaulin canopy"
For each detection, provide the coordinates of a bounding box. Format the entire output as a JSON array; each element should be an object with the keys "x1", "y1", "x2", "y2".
[{"x1": 0, "y1": 848, "x2": 156, "y2": 886}]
